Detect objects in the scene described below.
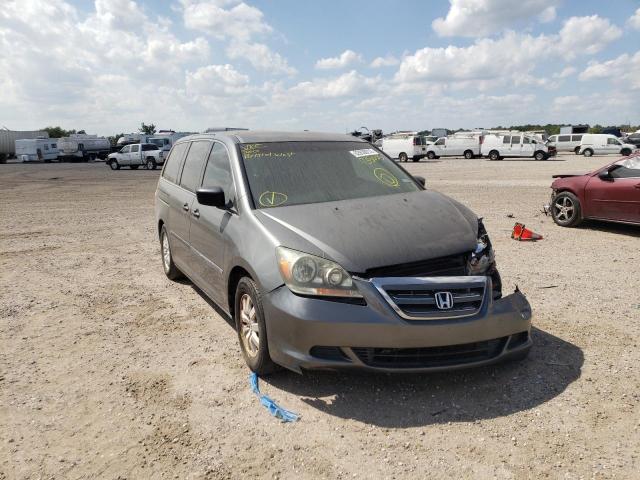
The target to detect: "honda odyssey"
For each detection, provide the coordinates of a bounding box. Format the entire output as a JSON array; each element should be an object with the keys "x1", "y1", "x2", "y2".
[{"x1": 155, "y1": 131, "x2": 532, "y2": 374}]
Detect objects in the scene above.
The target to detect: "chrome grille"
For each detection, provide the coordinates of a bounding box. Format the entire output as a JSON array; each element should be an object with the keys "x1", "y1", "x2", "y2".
[{"x1": 371, "y1": 276, "x2": 487, "y2": 320}]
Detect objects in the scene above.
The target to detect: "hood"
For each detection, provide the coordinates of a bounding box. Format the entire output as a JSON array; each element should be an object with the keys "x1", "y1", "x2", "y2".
[
  {"x1": 552, "y1": 172, "x2": 588, "y2": 178},
  {"x1": 253, "y1": 191, "x2": 478, "y2": 274}
]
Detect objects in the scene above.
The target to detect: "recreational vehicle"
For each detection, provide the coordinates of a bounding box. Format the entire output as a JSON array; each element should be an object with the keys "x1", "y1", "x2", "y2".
[{"x1": 15, "y1": 138, "x2": 59, "y2": 162}]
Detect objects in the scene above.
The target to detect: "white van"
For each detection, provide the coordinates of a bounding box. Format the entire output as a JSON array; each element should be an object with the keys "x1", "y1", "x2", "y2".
[
  {"x1": 426, "y1": 135, "x2": 482, "y2": 159},
  {"x1": 547, "y1": 134, "x2": 584, "y2": 154},
  {"x1": 481, "y1": 133, "x2": 552, "y2": 161},
  {"x1": 578, "y1": 134, "x2": 636, "y2": 157},
  {"x1": 380, "y1": 133, "x2": 428, "y2": 162}
]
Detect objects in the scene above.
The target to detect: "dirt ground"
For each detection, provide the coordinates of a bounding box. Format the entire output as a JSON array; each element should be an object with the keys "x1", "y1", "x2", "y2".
[{"x1": 1, "y1": 153, "x2": 639, "y2": 480}]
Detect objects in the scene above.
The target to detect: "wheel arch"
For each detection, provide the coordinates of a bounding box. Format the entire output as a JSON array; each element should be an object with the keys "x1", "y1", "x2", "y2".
[{"x1": 227, "y1": 264, "x2": 254, "y2": 317}]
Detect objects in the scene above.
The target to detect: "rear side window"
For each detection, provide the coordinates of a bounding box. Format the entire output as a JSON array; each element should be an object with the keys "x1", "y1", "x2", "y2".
[
  {"x1": 571, "y1": 135, "x2": 583, "y2": 141},
  {"x1": 503, "y1": 136, "x2": 510, "y2": 144},
  {"x1": 179, "y1": 141, "x2": 212, "y2": 192},
  {"x1": 202, "y1": 143, "x2": 235, "y2": 199},
  {"x1": 162, "y1": 142, "x2": 190, "y2": 183},
  {"x1": 558, "y1": 135, "x2": 571, "y2": 142}
]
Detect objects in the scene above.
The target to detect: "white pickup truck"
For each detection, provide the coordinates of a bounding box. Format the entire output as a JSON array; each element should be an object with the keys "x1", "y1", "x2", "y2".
[{"x1": 107, "y1": 143, "x2": 164, "y2": 170}]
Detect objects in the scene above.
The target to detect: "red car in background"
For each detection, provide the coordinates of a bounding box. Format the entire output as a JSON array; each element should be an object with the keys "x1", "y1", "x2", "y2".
[{"x1": 549, "y1": 154, "x2": 640, "y2": 227}]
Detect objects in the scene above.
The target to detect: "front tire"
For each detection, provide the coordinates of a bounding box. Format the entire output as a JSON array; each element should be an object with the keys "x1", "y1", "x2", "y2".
[
  {"x1": 234, "y1": 278, "x2": 277, "y2": 375},
  {"x1": 398, "y1": 152, "x2": 408, "y2": 162},
  {"x1": 534, "y1": 150, "x2": 546, "y2": 161},
  {"x1": 426, "y1": 151, "x2": 436, "y2": 160},
  {"x1": 109, "y1": 160, "x2": 120, "y2": 170},
  {"x1": 621, "y1": 148, "x2": 632, "y2": 156},
  {"x1": 160, "y1": 225, "x2": 182, "y2": 280},
  {"x1": 574, "y1": 146, "x2": 580, "y2": 154},
  {"x1": 551, "y1": 192, "x2": 582, "y2": 227},
  {"x1": 463, "y1": 150, "x2": 473, "y2": 159},
  {"x1": 488, "y1": 150, "x2": 500, "y2": 161},
  {"x1": 583, "y1": 148, "x2": 593, "y2": 157}
]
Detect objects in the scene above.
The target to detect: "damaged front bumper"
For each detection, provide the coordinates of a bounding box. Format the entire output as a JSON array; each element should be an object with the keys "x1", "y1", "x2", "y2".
[{"x1": 263, "y1": 275, "x2": 532, "y2": 373}]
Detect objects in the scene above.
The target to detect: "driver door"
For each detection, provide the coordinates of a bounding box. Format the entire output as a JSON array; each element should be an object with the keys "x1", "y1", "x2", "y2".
[
  {"x1": 585, "y1": 158, "x2": 640, "y2": 222},
  {"x1": 188, "y1": 142, "x2": 236, "y2": 307}
]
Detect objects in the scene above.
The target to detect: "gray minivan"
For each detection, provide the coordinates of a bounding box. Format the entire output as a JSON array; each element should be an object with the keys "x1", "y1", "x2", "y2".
[{"x1": 155, "y1": 131, "x2": 532, "y2": 374}]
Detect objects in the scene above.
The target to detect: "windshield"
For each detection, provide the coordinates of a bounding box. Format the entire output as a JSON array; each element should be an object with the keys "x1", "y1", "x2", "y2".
[{"x1": 240, "y1": 141, "x2": 421, "y2": 208}]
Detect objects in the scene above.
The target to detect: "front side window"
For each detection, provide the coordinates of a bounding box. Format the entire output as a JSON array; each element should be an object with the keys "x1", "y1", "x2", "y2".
[
  {"x1": 549, "y1": 136, "x2": 556, "y2": 142},
  {"x1": 131, "y1": 144, "x2": 140, "y2": 153},
  {"x1": 162, "y1": 142, "x2": 190, "y2": 183},
  {"x1": 503, "y1": 136, "x2": 511, "y2": 144},
  {"x1": 607, "y1": 138, "x2": 621, "y2": 146},
  {"x1": 435, "y1": 138, "x2": 445, "y2": 146},
  {"x1": 523, "y1": 137, "x2": 530, "y2": 144},
  {"x1": 610, "y1": 156, "x2": 640, "y2": 178},
  {"x1": 179, "y1": 141, "x2": 212, "y2": 192},
  {"x1": 121, "y1": 145, "x2": 130, "y2": 154},
  {"x1": 202, "y1": 142, "x2": 235, "y2": 200},
  {"x1": 240, "y1": 141, "x2": 421, "y2": 209},
  {"x1": 511, "y1": 136, "x2": 521, "y2": 144}
]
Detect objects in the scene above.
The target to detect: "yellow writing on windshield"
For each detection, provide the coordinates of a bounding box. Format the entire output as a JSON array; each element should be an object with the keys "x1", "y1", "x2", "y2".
[
  {"x1": 373, "y1": 168, "x2": 399, "y2": 187},
  {"x1": 242, "y1": 143, "x2": 295, "y2": 159},
  {"x1": 259, "y1": 191, "x2": 288, "y2": 207}
]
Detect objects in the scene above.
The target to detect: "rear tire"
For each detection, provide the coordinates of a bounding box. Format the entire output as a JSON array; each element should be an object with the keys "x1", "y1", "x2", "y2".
[
  {"x1": 621, "y1": 148, "x2": 632, "y2": 156},
  {"x1": 109, "y1": 160, "x2": 120, "y2": 170},
  {"x1": 551, "y1": 191, "x2": 582, "y2": 227},
  {"x1": 160, "y1": 225, "x2": 183, "y2": 280},
  {"x1": 488, "y1": 150, "x2": 500, "y2": 161},
  {"x1": 583, "y1": 148, "x2": 593, "y2": 157},
  {"x1": 146, "y1": 158, "x2": 157, "y2": 170},
  {"x1": 234, "y1": 277, "x2": 278, "y2": 375},
  {"x1": 426, "y1": 151, "x2": 436, "y2": 160},
  {"x1": 398, "y1": 152, "x2": 408, "y2": 162},
  {"x1": 574, "y1": 146, "x2": 580, "y2": 154},
  {"x1": 463, "y1": 150, "x2": 473, "y2": 159}
]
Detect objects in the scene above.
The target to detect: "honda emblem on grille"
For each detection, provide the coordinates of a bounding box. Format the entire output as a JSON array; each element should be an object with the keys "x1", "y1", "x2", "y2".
[{"x1": 435, "y1": 291, "x2": 454, "y2": 310}]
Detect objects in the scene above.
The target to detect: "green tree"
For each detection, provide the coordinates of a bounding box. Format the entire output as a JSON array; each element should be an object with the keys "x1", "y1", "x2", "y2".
[
  {"x1": 41, "y1": 126, "x2": 76, "y2": 138},
  {"x1": 108, "y1": 133, "x2": 125, "y2": 146},
  {"x1": 139, "y1": 122, "x2": 156, "y2": 135}
]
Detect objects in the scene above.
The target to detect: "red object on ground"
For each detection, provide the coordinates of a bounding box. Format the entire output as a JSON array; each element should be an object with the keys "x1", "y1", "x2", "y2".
[{"x1": 511, "y1": 223, "x2": 543, "y2": 241}]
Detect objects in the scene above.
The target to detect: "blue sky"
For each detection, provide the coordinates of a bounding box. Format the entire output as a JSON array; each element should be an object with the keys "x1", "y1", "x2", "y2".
[{"x1": 1, "y1": 0, "x2": 639, "y2": 135}]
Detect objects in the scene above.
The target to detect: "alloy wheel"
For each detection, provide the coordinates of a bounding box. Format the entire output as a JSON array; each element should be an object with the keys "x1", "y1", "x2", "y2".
[
  {"x1": 239, "y1": 294, "x2": 259, "y2": 357},
  {"x1": 554, "y1": 196, "x2": 574, "y2": 222}
]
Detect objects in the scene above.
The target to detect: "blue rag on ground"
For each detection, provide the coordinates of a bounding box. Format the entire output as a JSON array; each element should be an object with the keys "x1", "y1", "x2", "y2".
[{"x1": 249, "y1": 372, "x2": 299, "y2": 422}]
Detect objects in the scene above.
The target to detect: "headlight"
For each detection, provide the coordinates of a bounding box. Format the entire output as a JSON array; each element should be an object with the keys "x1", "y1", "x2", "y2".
[
  {"x1": 276, "y1": 246, "x2": 362, "y2": 298},
  {"x1": 468, "y1": 220, "x2": 496, "y2": 275}
]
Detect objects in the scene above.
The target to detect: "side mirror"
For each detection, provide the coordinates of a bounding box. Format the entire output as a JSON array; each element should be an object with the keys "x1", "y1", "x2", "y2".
[
  {"x1": 196, "y1": 187, "x2": 226, "y2": 208},
  {"x1": 598, "y1": 170, "x2": 613, "y2": 181},
  {"x1": 414, "y1": 175, "x2": 426, "y2": 187}
]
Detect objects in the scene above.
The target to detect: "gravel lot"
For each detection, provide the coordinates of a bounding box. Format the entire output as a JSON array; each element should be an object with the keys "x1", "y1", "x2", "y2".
[{"x1": 1, "y1": 153, "x2": 639, "y2": 479}]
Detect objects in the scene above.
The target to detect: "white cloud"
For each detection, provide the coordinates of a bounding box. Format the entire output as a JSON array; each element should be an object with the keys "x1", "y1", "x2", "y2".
[
  {"x1": 285, "y1": 71, "x2": 379, "y2": 101},
  {"x1": 432, "y1": 0, "x2": 560, "y2": 37},
  {"x1": 627, "y1": 8, "x2": 640, "y2": 30},
  {"x1": 557, "y1": 15, "x2": 621, "y2": 55},
  {"x1": 181, "y1": 0, "x2": 272, "y2": 41},
  {"x1": 315, "y1": 50, "x2": 363, "y2": 70},
  {"x1": 226, "y1": 41, "x2": 297, "y2": 75},
  {"x1": 397, "y1": 16, "x2": 622, "y2": 86},
  {"x1": 186, "y1": 64, "x2": 250, "y2": 96},
  {"x1": 370, "y1": 55, "x2": 399, "y2": 68},
  {"x1": 554, "y1": 66, "x2": 576, "y2": 78},
  {"x1": 579, "y1": 51, "x2": 640, "y2": 90}
]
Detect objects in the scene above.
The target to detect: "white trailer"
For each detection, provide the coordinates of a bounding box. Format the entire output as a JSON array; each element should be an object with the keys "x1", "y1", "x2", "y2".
[
  {"x1": 15, "y1": 138, "x2": 59, "y2": 162},
  {"x1": 0, "y1": 129, "x2": 49, "y2": 163},
  {"x1": 58, "y1": 134, "x2": 111, "y2": 161}
]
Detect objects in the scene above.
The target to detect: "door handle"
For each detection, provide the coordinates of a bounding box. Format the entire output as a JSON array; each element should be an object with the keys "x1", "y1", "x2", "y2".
[
  {"x1": 182, "y1": 203, "x2": 189, "y2": 212},
  {"x1": 192, "y1": 209, "x2": 200, "y2": 218}
]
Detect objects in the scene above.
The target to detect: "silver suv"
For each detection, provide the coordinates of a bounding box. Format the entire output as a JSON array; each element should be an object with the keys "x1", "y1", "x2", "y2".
[{"x1": 155, "y1": 131, "x2": 532, "y2": 374}]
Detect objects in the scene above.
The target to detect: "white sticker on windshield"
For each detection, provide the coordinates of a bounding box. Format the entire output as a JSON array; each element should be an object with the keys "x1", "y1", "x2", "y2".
[{"x1": 349, "y1": 148, "x2": 378, "y2": 158}]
